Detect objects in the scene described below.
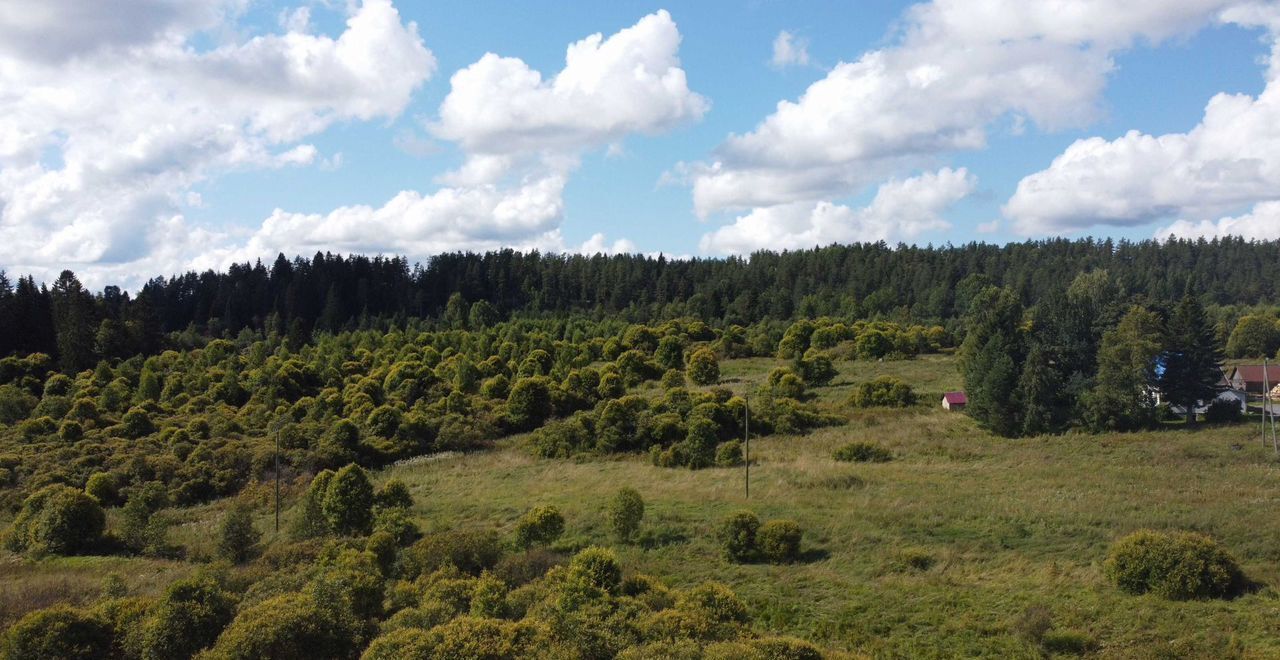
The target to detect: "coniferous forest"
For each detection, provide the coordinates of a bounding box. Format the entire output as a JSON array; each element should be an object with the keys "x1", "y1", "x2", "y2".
[{"x1": 3, "y1": 238, "x2": 1280, "y2": 658}]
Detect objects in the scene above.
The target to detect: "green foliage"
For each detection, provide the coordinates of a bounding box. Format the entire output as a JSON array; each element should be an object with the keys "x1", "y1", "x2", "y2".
[
  {"x1": 798, "y1": 349, "x2": 837, "y2": 386},
  {"x1": 1159, "y1": 296, "x2": 1226, "y2": 424},
  {"x1": 514, "y1": 504, "x2": 565, "y2": 549},
  {"x1": 120, "y1": 406, "x2": 155, "y2": 438},
  {"x1": 140, "y1": 575, "x2": 237, "y2": 660},
  {"x1": 3, "y1": 605, "x2": 113, "y2": 660},
  {"x1": 289, "y1": 470, "x2": 334, "y2": 540},
  {"x1": 5, "y1": 484, "x2": 104, "y2": 557},
  {"x1": 567, "y1": 546, "x2": 623, "y2": 594},
  {"x1": 322, "y1": 464, "x2": 375, "y2": 536},
  {"x1": 719, "y1": 511, "x2": 759, "y2": 563},
  {"x1": 714, "y1": 440, "x2": 743, "y2": 467},
  {"x1": 1086, "y1": 306, "x2": 1164, "y2": 432},
  {"x1": 1226, "y1": 314, "x2": 1280, "y2": 358},
  {"x1": 655, "y1": 335, "x2": 686, "y2": 371},
  {"x1": 217, "y1": 500, "x2": 261, "y2": 563},
  {"x1": 374, "y1": 478, "x2": 413, "y2": 510},
  {"x1": 849, "y1": 376, "x2": 916, "y2": 408},
  {"x1": 833, "y1": 441, "x2": 893, "y2": 463},
  {"x1": 1204, "y1": 398, "x2": 1243, "y2": 423},
  {"x1": 203, "y1": 592, "x2": 361, "y2": 660},
  {"x1": 1104, "y1": 530, "x2": 1246, "y2": 600},
  {"x1": 608, "y1": 487, "x2": 645, "y2": 543},
  {"x1": 686, "y1": 348, "x2": 720, "y2": 386},
  {"x1": 507, "y1": 377, "x2": 553, "y2": 430},
  {"x1": 404, "y1": 529, "x2": 504, "y2": 577},
  {"x1": 757, "y1": 520, "x2": 803, "y2": 563},
  {"x1": 84, "y1": 472, "x2": 118, "y2": 505}
]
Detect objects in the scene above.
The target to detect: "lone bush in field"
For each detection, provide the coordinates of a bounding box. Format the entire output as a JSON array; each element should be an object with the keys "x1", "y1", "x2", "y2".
[
  {"x1": 849, "y1": 376, "x2": 916, "y2": 408},
  {"x1": 715, "y1": 440, "x2": 743, "y2": 467},
  {"x1": 514, "y1": 505, "x2": 565, "y2": 549},
  {"x1": 608, "y1": 488, "x2": 645, "y2": 543},
  {"x1": 833, "y1": 441, "x2": 893, "y2": 463},
  {"x1": 757, "y1": 520, "x2": 803, "y2": 563},
  {"x1": 719, "y1": 511, "x2": 760, "y2": 562},
  {"x1": 686, "y1": 348, "x2": 720, "y2": 386},
  {"x1": 1104, "y1": 530, "x2": 1246, "y2": 600},
  {"x1": 322, "y1": 464, "x2": 375, "y2": 536},
  {"x1": 5, "y1": 484, "x2": 105, "y2": 556}
]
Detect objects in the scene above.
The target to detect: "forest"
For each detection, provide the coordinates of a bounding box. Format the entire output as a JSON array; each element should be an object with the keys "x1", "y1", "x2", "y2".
[{"x1": 3, "y1": 239, "x2": 1280, "y2": 658}]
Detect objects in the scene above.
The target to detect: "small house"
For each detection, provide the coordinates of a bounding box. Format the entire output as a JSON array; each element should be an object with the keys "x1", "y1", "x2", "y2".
[
  {"x1": 1228, "y1": 365, "x2": 1280, "y2": 394},
  {"x1": 942, "y1": 391, "x2": 967, "y2": 411}
]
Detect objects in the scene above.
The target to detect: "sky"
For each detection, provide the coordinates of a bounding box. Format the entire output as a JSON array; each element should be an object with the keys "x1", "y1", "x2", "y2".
[{"x1": 2, "y1": 0, "x2": 1279, "y2": 289}]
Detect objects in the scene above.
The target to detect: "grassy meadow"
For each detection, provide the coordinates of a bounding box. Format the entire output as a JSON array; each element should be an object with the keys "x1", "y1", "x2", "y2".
[{"x1": 6, "y1": 352, "x2": 1280, "y2": 658}]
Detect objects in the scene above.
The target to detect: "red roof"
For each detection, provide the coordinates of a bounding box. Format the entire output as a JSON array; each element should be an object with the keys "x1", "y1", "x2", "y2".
[
  {"x1": 943, "y1": 391, "x2": 967, "y2": 404},
  {"x1": 1232, "y1": 365, "x2": 1280, "y2": 384}
]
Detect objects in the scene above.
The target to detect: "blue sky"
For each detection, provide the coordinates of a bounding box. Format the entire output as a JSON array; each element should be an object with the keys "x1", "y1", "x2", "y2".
[{"x1": 2, "y1": 0, "x2": 1279, "y2": 288}]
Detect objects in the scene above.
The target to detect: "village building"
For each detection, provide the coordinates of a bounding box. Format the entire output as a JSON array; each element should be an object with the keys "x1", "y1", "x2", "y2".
[
  {"x1": 942, "y1": 391, "x2": 967, "y2": 411},
  {"x1": 1228, "y1": 365, "x2": 1280, "y2": 394}
]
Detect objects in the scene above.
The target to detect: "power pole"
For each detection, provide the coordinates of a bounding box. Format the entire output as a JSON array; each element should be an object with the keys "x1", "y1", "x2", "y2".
[
  {"x1": 1263, "y1": 359, "x2": 1270, "y2": 448},
  {"x1": 274, "y1": 429, "x2": 281, "y2": 534},
  {"x1": 744, "y1": 394, "x2": 750, "y2": 500}
]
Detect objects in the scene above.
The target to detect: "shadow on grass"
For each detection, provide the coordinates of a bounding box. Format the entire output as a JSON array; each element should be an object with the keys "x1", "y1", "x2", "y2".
[{"x1": 637, "y1": 527, "x2": 690, "y2": 550}]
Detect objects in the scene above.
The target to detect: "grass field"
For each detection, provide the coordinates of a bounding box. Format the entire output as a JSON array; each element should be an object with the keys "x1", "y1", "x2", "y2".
[{"x1": 6, "y1": 353, "x2": 1280, "y2": 658}]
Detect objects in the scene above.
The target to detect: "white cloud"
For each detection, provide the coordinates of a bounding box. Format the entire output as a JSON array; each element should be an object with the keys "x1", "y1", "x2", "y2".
[
  {"x1": 202, "y1": 10, "x2": 698, "y2": 272},
  {"x1": 699, "y1": 167, "x2": 975, "y2": 254},
  {"x1": 689, "y1": 0, "x2": 1238, "y2": 219},
  {"x1": 1005, "y1": 12, "x2": 1280, "y2": 235},
  {"x1": 1156, "y1": 200, "x2": 1280, "y2": 241},
  {"x1": 431, "y1": 10, "x2": 706, "y2": 165},
  {"x1": 0, "y1": 0, "x2": 435, "y2": 286},
  {"x1": 771, "y1": 30, "x2": 810, "y2": 69}
]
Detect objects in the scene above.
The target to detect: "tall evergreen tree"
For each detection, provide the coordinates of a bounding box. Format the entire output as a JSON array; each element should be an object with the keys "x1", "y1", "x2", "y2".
[
  {"x1": 1159, "y1": 296, "x2": 1225, "y2": 424},
  {"x1": 49, "y1": 271, "x2": 96, "y2": 372},
  {"x1": 959, "y1": 287, "x2": 1026, "y2": 437},
  {"x1": 1087, "y1": 306, "x2": 1163, "y2": 431}
]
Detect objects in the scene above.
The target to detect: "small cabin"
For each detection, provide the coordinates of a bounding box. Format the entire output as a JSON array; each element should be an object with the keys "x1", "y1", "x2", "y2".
[{"x1": 942, "y1": 391, "x2": 967, "y2": 411}]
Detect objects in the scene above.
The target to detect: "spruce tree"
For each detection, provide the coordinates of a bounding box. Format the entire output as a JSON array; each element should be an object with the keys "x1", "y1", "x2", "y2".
[{"x1": 1159, "y1": 296, "x2": 1225, "y2": 424}]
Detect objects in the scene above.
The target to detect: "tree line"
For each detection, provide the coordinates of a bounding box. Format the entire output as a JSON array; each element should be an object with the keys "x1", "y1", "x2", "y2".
[{"x1": 5, "y1": 236, "x2": 1280, "y2": 370}]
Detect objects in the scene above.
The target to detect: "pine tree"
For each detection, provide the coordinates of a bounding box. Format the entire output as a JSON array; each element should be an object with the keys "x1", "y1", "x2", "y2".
[
  {"x1": 49, "y1": 271, "x2": 95, "y2": 372},
  {"x1": 1159, "y1": 296, "x2": 1225, "y2": 424}
]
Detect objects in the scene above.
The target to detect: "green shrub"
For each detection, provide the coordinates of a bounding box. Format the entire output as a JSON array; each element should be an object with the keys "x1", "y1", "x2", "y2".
[
  {"x1": 140, "y1": 575, "x2": 237, "y2": 660},
  {"x1": 849, "y1": 376, "x2": 916, "y2": 408},
  {"x1": 5, "y1": 484, "x2": 105, "y2": 556},
  {"x1": 513, "y1": 505, "x2": 565, "y2": 549},
  {"x1": 677, "y1": 582, "x2": 750, "y2": 626},
  {"x1": 92, "y1": 596, "x2": 152, "y2": 659},
  {"x1": 468, "y1": 573, "x2": 509, "y2": 618},
  {"x1": 4, "y1": 605, "x2": 113, "y2": 660},
  {"x1": 58, "y1": 419, "x2": 84, "y2": 442},
  {"x1": 322, "y1": 464, "x2": 374, "y2": 536},
  {"x1": 719, "y1": 511, "x2": 760, "y2": 562},
  {"x1": 567, "y1": 546, "x2": 623, "y2": 595},
  {"x1": 121, "y1": 407, "x2": 155, "y2": 438},
  {"x1": 686, "y1": 348, "x2": 720, "y2": 386},
  {"x1": 833, "y1": 441, "x2": 893, "y2": 463},
  {"x1": 217, "y1": 500, "x2": 261, "y2": 563},
  {"x1": 1104, "y1": 529, "x2": 1246, "y2": 600},
  {"x1": 714, "y1": 440, "x2": 743, "y2": 467},
  {"x1": 608, "y1": 488, "x2": 645, "y2": 543},
  {"x1": 757, "y1": 520, "x2": 802, "y2": 563},
  {"x1": 747, "y1": 636, "x2": 824, "y2": 660},
  {"x1": 203, "y1": 592, "x2": 361, "y2": 660},
  {"x1": 289, "y1": 470, "x2": 333, "y2": 540},
  {"x1": 507, "y1": 377, "x2": 553, "y2": 430},
  {"x1": 1204, "y1": 398, "x2": 1242, "y2": 424},
  {"x1": 361, "y1": 628, "x2": 434, "y2": 659},
  {"x1": 798, "y1": 350, "x2": 837, "y2": 386},
  {"x1": 404, "y1": 529, "x2": 504, "y2": 578},
  {"x1": 374, "y1": 479, "x2": 413, "y2": 510},
  {"x1": 660, "y1": 368, "x2": 686, "y2": 390},
  {"x1": 84, "y1": 472, "x2": 119, "y2": 505}
]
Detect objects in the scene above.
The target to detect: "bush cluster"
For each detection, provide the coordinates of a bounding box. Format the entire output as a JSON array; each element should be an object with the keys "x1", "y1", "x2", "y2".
[
  {"x1": 832, "y1": 441, "x2": 893, "y2": 463},
  {"x1": 719, "y1": 511, "x2": 804, "y2": 564},
  {"x1": 849, "y1": 376, "x2": 916, "y2": 408}
]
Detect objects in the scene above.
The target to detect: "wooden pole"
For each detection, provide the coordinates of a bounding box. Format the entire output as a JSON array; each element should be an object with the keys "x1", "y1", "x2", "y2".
[
  {"x1": 1263, "y1": 359, "x2": 1270, "y2": 448},
  {"x1": 744, "y1": 394, "x2": 750, "y2": 500}
]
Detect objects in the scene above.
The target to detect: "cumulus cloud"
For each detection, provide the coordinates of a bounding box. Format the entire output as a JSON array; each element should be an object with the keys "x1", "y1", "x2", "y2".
[
  {"x1": 1156, "y1": 200, "x2": 1280, "y2": 241},
  {"x1": 1005, "y1": 11, "x2": 1280, "y2": 235},
  {"x1": 700, "y1": 167, "x2": 975, "y2": 254},
  {"x1": 0, "y1": 0, "x2": 435, "y2": 285},
  {"x1": 690, "y1": 0, "x2": 1237, "y2": 219},
  {"x1": 771, "y1": 31, "x2": 810, "y2": 69},
  {"x1": 206, "y1": 10, "x2": 701, "y2": 269}
]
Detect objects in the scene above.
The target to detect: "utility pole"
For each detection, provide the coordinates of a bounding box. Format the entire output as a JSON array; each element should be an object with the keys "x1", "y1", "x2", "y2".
[
  {"x1": 274, "y1": 429, "x2": 281, "y2": 533},
  {"x1": 744, "y1": 393, "x2": 750, "y2": 500},
  {"x1": 1263, "y1": 359, "x2": 1270, "y2": 448}
]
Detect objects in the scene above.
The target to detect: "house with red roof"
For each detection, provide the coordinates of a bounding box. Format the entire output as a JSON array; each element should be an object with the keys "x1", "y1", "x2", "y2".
[
  {"x1": 942, "y1": 391, "x2": 967, "y2": 411},
  {"x1": 1228, "y1": 365, "x2": 1280, "y2": 394}
]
